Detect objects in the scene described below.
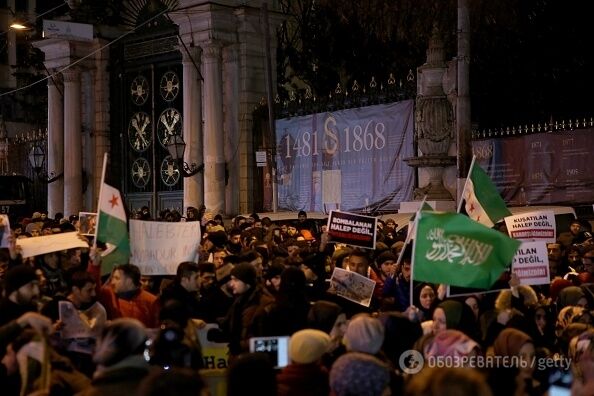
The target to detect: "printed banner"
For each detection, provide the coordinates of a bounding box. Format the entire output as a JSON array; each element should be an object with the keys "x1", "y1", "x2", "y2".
[
  {"x1": 17, "y1": 232, "x2": 89, "y2": 258},
  {"x1": 472, "y1": 128, "x2": 594, "y2": 205},
  {"x1": 511, "y1": 241, "x2": 550, "y2": 285},
  {"x1": 327, "y1": 210, "x2": 377, "y2": 250},
  {"x1": 329, "y1": 267, "x2": 376, "y2": 307},
  {"x1": 275, "y1": 100, "x2": 414, "y2": 212},
  {"x1": 129, "y1": 220, "x2": 201, "y2": 275},
  {"x1": 504, "y1": 210, "x2": 556, "y2": 243}
]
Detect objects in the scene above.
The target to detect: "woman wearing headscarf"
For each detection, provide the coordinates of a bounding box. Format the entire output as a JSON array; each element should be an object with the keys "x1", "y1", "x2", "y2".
[
  {"x1": 432, "y1": 300, "x2": 480, "y2": 342},
  {"x1": 488, "y1": 328, "x2": 543, "y2": 396}
]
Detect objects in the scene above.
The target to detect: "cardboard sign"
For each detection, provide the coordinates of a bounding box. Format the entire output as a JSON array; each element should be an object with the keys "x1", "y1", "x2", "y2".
[
  {"x1": 327, "y1": 210, "x2": 377, "y2": 249},
  {"x1": 504, "y1": 210, "x2": 556, "y2": 243},
  {"x1": 17, "y1": 232, "x2": 89, "y2": 258},
  {"x1": 329, "y1": 267, "x2": 376, "y2": 307},
  {"x1": 511, "y1": 241, "x2": 550, "y2": 285},
  {"x1": 129, "y1": 220, "x2": 201, "y2": 275}
]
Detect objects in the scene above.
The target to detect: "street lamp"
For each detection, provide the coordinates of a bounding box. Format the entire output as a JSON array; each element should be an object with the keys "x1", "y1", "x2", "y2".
[
  {"x1": 28, "y1": 143, "x2": 62, "y2": 183},
  {"x1": 165, "y1": 134, "x2": 203, "y2": 177}
]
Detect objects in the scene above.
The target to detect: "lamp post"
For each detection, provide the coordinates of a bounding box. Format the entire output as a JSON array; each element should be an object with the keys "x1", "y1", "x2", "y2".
[
  {"x1": 28, "y1": 142, "x2": 62, "y2": 183},
  {"x1": 166, "y1": 134, "x2": 203, "y2": 177}
]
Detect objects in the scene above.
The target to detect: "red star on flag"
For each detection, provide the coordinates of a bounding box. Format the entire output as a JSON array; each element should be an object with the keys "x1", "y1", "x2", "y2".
[
  {"x1": 469, "y1": 202, "x2": 475, "y2": 213},
  {"x1": 109, "y1": 194, "x2": 119, "y2": 208}
]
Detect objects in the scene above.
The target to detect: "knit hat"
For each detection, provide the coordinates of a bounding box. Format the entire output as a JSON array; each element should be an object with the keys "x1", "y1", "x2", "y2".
[
  {"x1": 4, "y1": 265, "x2": 38, "y2": 295},
  {"x1": 230, "y1": 262, "x2": 257, "y2": 287},
  {"x1": 289, "y1": 329, "x2": 331, "y2": 364},
  {"x1": 307, "y1": 300, "x2": 343, "y2": 334},
  {"x1": 330, "y1": 352, "x2": 390, "y2": 396},
  {"x1": 31, "y1": 212, "x2": 42, "y2": 220},
  {"x1": 343, "y1": 314, "x2": 385, "y2": 354},
  {"x1": 25, "y1": 222, "x2": 41, "y2": 234},
  {"x1": 493, "y1": 328, "x2": 533, "y2": 357},
  {"x1": 425, "y1": 329, "x2": 480, "y2": 358},
  {"x1": 376, "y1": 251, "x2": 397, "y2": 266},
  {"x1": 263, "y1": 262, "x2": 285, "y2": 280}
]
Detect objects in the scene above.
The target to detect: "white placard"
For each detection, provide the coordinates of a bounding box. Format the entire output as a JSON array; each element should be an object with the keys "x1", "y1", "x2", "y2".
[
  {"x1": 504, "y1": 210, "x2": 556, "y2": 243},
  {"x1": 17, "y1": 232, "x2": 89, "y2": 258},
  {"x1": 129, "y1": 220, "x2": 201, "y2": 275},
  {"x1": 511, "y1": 241, "x2": 550, "y2": 285},
  {"x1": 328, "y1": 267, "x2": 376, "y2": 307},
  {"x1": 43, "y1": 19, "x2": 93, "y2": 41}
]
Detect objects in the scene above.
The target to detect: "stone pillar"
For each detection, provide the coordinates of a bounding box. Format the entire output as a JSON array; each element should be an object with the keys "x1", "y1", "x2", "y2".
[
  {"x1": 223, "y1": 44, "x2": 240, "y2": 215},
  {"x1": 182, "y1": 45, "x2": 204, "y2": 212},
  {"x1": 47, "y1": 75, "x2": 64, "y2": 218},
  {"x1": 202, "y1": 43, "x2": 225, "y2": 214},
  {"x1": 63, "y1": 68, "x2": 82, "y2": 216}
]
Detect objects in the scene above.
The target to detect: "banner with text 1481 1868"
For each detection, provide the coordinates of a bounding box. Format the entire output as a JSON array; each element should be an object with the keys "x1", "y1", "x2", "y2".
[{"x1": 275, "y1": 100, "x2": 414, "y2": 213}]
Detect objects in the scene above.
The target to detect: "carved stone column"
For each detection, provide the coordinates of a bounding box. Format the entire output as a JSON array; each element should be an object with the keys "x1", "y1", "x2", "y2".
[
  {"x1": 182, "y1": 45, "x2": 204, "y2": 212},
  {"x1": 202, "y1": 43, "x2": 225, "y2": 214},
  {"x1": 223, "y1": 44, "x2": 240, "y2": 215},
  {"x1": 63, "y1": 68, "x2": 82, "y2": 216},
  {"x1": 47, "y1": 74, "x2": 64, "y2": 217}
]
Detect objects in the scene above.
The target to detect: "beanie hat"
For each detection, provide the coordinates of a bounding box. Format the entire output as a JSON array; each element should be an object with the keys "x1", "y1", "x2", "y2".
[
  {"x1": 330, "y1": 352, "x2": 390, "y2": 396},
  {"x1": 493, "y1": 328, "x2": 532, "y2": 357},
  {"x1": 425, "y1": 329, "x2": 479, "y2": 358},
  {"x1": 343, "y1": 314, "x2": 385, "y2": 354},
  {"x1": 230, "y1": 262, "x2": 257, "y2": 287},
  {"x1": 289, "y1": 329, "x2": 331, "y2": 364},
  {"x1": 32, "y1": 212, "x2": 42, "y2": 220},
  {"x1": 4, "y1": 265, "x2": 38, "y2": 295},
  {"x1": 307, "y1": 300, "x2": 343, "y2": 334},
  {"x1": 25, "y1": 222, "x2": 42, "y2": 234},
  {"x1": 376, "y1": 251, "x2": 397, "y2": 266},
  {"x1": 264, "y1": 262, "x2": 285, "y2": 280}
]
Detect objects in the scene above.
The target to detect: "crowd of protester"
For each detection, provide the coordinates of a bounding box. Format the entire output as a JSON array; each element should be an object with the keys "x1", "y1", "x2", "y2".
[{"x1": 1, "y1": 207, "x2": 593, "y2": 396}]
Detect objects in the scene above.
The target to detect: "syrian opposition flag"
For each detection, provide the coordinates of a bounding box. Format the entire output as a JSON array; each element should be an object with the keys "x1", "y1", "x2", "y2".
[
  {"x1": 95, "y1": 154, "x2": 130, "y2": 274},
  {"x1": 458, "y1": 156, "x2": 511, "y2": 227},
  {"x1": 412, "y1": 211, "x2": 520, "y2": 289}
]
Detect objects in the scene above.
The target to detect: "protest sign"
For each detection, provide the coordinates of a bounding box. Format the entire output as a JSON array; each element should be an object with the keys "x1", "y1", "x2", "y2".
[
  {"x1": 17, "y1": 232, "x2": 89, "y2": 258},
  {"x1": 129, "y1": 220, "x2": 201, "y2": 275},
  {"x1": 59, "y1": 301, "x2": 107, "y2": 340},
  {"x1": 511, "y1": 240, "x2": 550, "y2": 285},
  {"x1": 78, "y1": 212, "x2": 97, "y2": 236},
  {"x1": 0, "y1": 214, "x2": 10, "y2": 248},
  {"x1": 329, "y1": 267, "x2": 376, "y2": 307},
  {"x1": 504, "y1": 210, "x2": 556, "y2": 243},
  {"x1": 327, "y1": 211, "x2": 377, "y2": 249}
]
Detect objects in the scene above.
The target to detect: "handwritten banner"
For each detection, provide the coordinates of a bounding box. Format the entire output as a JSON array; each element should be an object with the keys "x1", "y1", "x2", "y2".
[
  {"x1": 327, "y1": 210, "x2": 377, "y2": 250},
  {"x1": 511, "y1": 241, "x2": 550, "y2": 285},
  {"x1": 504, "y1": 210, "x2": 556, "y2": 243},
  {"x1": 129, "y1": 220, "x2": 201, "y2": 275},
  {"x1": 17, "y1": 232, "x2": 89, "y2": 258}
]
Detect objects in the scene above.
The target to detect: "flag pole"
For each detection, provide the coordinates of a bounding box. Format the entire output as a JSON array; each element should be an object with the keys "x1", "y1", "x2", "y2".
[
  {"x1": 456, "y1": 155, "x2": 477, "y2": 213},
  {"x1": 409, "y1": 209, "x2": 422, "y2": 309},
  {"x1": 92, "y1": 153, "x2": 109, "y2": 251}
]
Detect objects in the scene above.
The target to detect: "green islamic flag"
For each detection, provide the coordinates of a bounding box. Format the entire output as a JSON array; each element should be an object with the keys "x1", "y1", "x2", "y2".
[{"x1": 412, "y1": 211, "x2": 520, "y2": 289}]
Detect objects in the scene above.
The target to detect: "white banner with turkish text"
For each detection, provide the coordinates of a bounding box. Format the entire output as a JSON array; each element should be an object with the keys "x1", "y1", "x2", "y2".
[{"x1": 129, "y1": 220, "x2": 201, "y2": 275}]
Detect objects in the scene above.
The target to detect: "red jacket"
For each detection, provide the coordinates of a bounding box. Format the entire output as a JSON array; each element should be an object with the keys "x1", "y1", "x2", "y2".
[{"x1": 88, "y1": 264, "x2": 159, "y2": 328}]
